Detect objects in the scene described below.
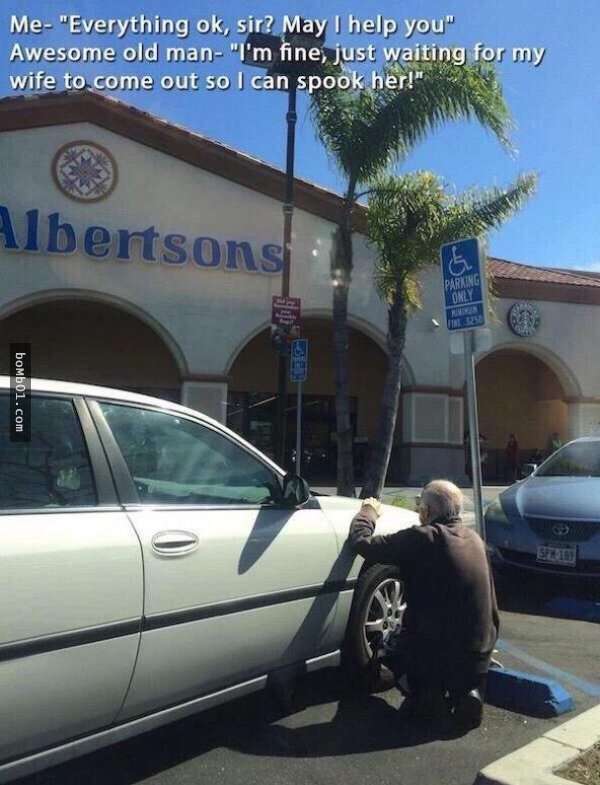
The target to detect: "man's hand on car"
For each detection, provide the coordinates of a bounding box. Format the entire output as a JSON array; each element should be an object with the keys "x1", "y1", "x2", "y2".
[{"x1": 362, "y1": 497, "x2": 382, "y2": 517}]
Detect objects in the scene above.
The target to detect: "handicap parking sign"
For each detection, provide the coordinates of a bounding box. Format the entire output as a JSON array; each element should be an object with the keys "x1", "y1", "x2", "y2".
[
  {"x1": 290, "y1": 339, "x2": 308, "y2": 382},
  {"x1": 440, "y1": 237, "x2": 488, "y2": 332}
]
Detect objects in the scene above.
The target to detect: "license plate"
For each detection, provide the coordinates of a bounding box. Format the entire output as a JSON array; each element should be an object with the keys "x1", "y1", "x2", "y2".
[{"x1": 536, "y1": 544, "x2": 577, "y2": 567}]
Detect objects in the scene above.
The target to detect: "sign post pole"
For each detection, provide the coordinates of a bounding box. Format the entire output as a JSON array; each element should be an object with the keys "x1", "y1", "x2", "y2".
[
  {"x1": 272, "y1": 296, "x2": 302, "y2": 468},
  {"x1": 464, "y1": 330, "x2": 486, "y2": 539},
  {"x1": 439, "y1": 237, "x2": 488, "y2": 540},
  {"x1": 290, "y1": 338, "x2": 308, "y2": 476},
  {"x1": 296, "y1": 380, "x2": 302, "y2": 476}
]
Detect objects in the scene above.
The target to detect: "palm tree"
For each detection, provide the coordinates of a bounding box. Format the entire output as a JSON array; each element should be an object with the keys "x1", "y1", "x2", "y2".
[
  {"x1": 312, "y1": 61, "x2": 514, "y2": 496},
  {"x1": 361, "y1": 170, "x2": 538, "y2": 499}
]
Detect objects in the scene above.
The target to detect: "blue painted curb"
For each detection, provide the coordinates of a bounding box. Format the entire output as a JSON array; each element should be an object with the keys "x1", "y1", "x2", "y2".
[
  {"x1": 486, "y1": 666, "x2": 574, "y2": 718},
  {"x1": 545, "y1": 597, "x2": 600, "y2": 623}
]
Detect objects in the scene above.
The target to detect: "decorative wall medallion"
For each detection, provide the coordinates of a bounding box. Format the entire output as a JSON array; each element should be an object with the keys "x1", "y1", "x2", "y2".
[
  {"x1": 507, "y1": 301, "x2": 541, "y2": 337},
  {"x1": 52, "y1": 140, "x2": 118, "y2": 203}
]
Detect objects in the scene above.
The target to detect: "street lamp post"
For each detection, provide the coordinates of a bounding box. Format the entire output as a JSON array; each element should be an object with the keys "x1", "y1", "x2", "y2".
[
  {"x1": 243, "y1": 27, "x2": 333, "y2": 469},
  {"x1": 274, "y1": 81, "x2": 297, "y2": 469}
]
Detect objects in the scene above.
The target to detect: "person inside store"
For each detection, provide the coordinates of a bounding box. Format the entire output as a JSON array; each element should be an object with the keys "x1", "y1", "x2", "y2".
[
  {"x1": 505, "y1": 433, "x2": 520, "y2": 483},
  {"x1": 348, "y1": 480, "x2": 499, "y2": 730}
]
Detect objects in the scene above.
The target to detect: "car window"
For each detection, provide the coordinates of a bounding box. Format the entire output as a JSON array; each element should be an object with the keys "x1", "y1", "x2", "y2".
[
  {"x1": 99, "y1": 402, "x2": 282, "y2": 506},
  {"x1": 0, "y1": 395, "x2": 97, "y2": 510},
  {"x1": 536, "y1": 441, "x2": 600, "y2": 477}
]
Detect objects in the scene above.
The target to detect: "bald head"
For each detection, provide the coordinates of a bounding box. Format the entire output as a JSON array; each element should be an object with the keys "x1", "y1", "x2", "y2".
[{"x1": 420, "y1": 480, "x2": 463, "y2": 524}]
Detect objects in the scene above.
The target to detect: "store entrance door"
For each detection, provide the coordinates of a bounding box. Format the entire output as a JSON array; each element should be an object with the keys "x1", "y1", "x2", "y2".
[
  {"x1": 226, "y1": 392, "x2": 358, "y2": 484},
  {"x1": 286, "y1": 394, "x2": 358, "y2": 484}
]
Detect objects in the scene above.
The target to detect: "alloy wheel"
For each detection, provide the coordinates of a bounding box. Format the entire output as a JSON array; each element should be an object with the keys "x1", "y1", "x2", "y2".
[{"x1": 361, "y1": 577, "x2": 407, "y2": 655}]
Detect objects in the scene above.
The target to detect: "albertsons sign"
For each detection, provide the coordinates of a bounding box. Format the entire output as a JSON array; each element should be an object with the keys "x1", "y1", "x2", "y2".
[{"x1": 0, "y1": 205, "x2": 283, "y2": 276}]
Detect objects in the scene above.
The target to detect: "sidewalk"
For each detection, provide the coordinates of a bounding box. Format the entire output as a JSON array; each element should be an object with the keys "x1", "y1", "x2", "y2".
[{"x1": 476, "y1": 703, "x2": 600, "y2": 785}]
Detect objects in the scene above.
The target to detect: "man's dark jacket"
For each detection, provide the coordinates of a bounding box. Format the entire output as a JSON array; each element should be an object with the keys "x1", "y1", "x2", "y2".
[{"x1": 349, "y1": 506, "x2": 499, "y2": 688}]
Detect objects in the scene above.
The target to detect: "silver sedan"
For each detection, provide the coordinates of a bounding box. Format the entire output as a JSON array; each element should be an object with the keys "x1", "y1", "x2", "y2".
[
  {"x1": 0, "y1": 377, "x2": 416, "y2": 782},
  {"x1": 485, "y1": 437, "x2": 600, "y2": 579}
]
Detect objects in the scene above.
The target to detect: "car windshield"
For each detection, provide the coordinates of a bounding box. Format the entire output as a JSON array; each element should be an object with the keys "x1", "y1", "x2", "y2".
[{"x1": 536, "y1": 442, "x2": 600, "y2": 477}]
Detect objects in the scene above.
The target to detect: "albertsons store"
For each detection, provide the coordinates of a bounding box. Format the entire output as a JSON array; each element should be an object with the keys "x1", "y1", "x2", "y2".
[{"x1": 2, "y1": 91, "x2": 600, "y2": 484}]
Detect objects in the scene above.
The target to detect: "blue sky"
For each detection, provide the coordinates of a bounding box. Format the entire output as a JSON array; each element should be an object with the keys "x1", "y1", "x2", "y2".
[{"x1": 2, "y1": 0, "x2": 599, "y2": 270}]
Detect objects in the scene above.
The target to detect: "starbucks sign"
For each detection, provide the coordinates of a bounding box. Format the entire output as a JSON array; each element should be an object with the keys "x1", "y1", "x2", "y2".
[{"x1": 508, "y1": 301, "x2": 541, "y2": 337}]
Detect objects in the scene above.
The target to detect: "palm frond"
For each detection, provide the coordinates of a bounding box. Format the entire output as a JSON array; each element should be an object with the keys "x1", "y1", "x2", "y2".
[
  {"x1": 311, "y1": 60, "x2": 515, "y2": 186},
  {"x1": 368, "y1": 171, "x2": 538, "y2": 306},
  {"x1": 434, "y1": 173, "x2": 537, "y2": 244},
  {"x1": 388, "y1": 61, "x2": 514, "y2": 150},
  {"x1": 310, "y1": 63, "x2": 386, "y2": 181}
]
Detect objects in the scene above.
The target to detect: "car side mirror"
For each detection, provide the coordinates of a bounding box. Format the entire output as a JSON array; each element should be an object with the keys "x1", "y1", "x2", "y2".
[{"x1": 281, "y1": 473, "x2": 311, "y2": 508}]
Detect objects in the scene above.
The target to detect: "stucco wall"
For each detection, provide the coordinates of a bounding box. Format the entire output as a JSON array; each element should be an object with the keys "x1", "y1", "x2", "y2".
[{"x1": 0, "y1": 123, "x2": 392, "y2": 379}]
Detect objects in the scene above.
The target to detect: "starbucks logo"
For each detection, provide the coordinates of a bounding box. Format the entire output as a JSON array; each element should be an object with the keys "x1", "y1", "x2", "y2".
[
  {"x1": 52, "y1": 140, "x2": 118, "y2": 203},
  {"x1": 508, "y1": 301, "x2": 541, "y2": 337}
]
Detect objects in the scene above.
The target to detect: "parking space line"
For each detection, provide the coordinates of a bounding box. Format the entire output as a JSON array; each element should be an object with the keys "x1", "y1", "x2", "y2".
[
  {"x1": 497, "y1": 639, "x2": 600, "y2": 698},
  {"x1": 545, "y1": 597, "x2": 600, "y2": 624}
]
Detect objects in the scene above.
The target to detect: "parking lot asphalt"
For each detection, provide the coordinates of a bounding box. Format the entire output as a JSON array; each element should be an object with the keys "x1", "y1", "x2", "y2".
[
  {"x1": 495, "y1": 577, "x2": 600, "y2": 707},
  {"x1": 19, "y1": 576, "x2": 599, "y2": 785}
]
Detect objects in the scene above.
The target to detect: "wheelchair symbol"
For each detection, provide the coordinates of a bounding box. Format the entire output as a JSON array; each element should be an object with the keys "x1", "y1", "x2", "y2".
[
  {"x1": 448, "y1": 245, "x2": 473, "y2": 277},
  {"x1": 293, "y1": 342, "x2": 306, "y2": 359}
]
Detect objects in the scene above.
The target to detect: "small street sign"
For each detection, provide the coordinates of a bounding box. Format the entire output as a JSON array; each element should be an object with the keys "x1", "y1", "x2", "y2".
[
  {"x1": 290, "y1": 338, "x2": 308, "y2": 383},
  {"x1": 272, "y1": 296, "x2": 301, "y2": 329},
  {"x1": 440, "y1": 237, "x2": 487, "y2": 332}
]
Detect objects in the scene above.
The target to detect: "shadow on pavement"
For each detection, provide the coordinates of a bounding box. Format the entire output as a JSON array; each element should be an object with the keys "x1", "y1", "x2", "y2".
[
  {"x1": 17, "y1": 670, "x2": 470, "y2": 785},
  {"x1": 229, "y1": 671, "x2": 470, "y2": 760}
]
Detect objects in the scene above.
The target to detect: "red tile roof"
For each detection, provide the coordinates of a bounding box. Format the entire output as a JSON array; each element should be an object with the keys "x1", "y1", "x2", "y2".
[{"x1": 489, "y1": 258, "x2": 600, "y2": 288}]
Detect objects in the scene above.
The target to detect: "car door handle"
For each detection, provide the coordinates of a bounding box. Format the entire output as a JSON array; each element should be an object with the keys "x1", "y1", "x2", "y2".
[{"x1": 151, "y1": 530, "x2": 199, "y2": 556}]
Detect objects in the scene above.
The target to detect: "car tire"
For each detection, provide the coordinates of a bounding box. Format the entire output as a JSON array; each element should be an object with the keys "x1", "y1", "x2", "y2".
[{"x1": 344, "y1": 563, "x2": 407, "y2": 692}]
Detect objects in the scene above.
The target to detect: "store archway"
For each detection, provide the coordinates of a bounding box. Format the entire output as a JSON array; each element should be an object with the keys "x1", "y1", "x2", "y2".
[
  {"x1": 0, "y1": 296, "x2": 183, "y2": 401},
  {"x1": 227, "y1": 318, "x2": 413, "y2": 483},
  {"x1": 474, "y1": 347, "x2": 569, "y2": 482}
]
